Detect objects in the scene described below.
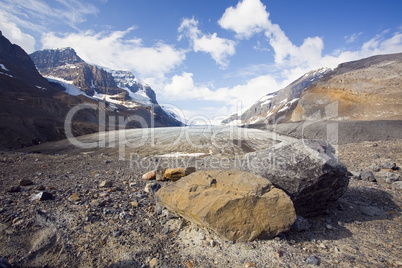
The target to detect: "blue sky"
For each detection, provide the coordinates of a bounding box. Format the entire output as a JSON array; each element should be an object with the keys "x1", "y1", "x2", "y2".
[{"x1": 1, "y1": 0, "x2": 402, "y2": 124}]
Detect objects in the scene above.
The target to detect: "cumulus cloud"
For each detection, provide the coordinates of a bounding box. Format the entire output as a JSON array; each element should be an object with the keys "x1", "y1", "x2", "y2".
[
  {"x1": 218, "y1": 0, "x2": 270, "y2": 39},
  {"x1": 41, "y1": 28, "x2": 186, "y2": 78},
  {"x1": 163, "y1": 72, "x2": 280, "y2": 106},
  {"x1": 0, "y1": 10, "x2": 36, "y2": 53},
  {"x1": 178, "y1": 18, "x2": 236, "y2": 68}
]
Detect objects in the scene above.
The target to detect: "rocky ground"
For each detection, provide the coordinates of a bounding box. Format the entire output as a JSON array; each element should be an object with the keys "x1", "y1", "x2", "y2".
[{"x1": 0, "y1": 138, "x2": 401, "y2": 267}]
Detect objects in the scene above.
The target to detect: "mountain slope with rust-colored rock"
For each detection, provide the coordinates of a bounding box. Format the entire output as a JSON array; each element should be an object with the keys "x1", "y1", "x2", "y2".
[{"x1": 290, "y1": 53, "x2": 402, "y2": 122}]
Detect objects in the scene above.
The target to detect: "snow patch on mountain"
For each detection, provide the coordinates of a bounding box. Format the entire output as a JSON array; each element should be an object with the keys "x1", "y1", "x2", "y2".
[
  {"x1": 47, "y1": 77, "x2": 86, "y2": 96},
  {"x1": 0, "y1": 64, "x2": 9, "y2": 71}
]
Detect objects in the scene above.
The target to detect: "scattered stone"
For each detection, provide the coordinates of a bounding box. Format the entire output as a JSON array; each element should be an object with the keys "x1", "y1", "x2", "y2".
[
  {"x1": 142, "y1": 170, "x2": 156, "y2": 180},
  {"x1": 163, "y1": 167, "x2": 196, "y2": 181},
  {"x1": 68, "y1": 193, "x2": 81, "y2": 202},
  {"x1": 19, "y1": 178, "x2": 33, "y2": 186},
  {"x1": 35, "y1": 185, "x2": 46, "y2": 191},
  {"x1": 144, "y1": 183, "x2": 161, "y2": 194},
  {"x1": 369, "y1": 165, "x2": 381, "y2": 172},
  {"x1": 99, "y1": 180, "x2": 113, "y2": 188},
  {"x1": 326, "y1": 224, "x2": 333, "y2": 230},
  {"x1": 360, "y1": 171, "x2": 376, "y2": 182},
  {"x1": 242, "y1": 140, "x2": 349, "y2": 217},
  {"x1": 305, "y1": 255, "x2": 320, "y2": 266},
  {"x1": 244, "y1": 262, "x2": 255, "y2": 267},
  {"x1": 156, "y1": 170, "x2": 296, "y2": 242},
  {"x1": 129, "y1": 201, "x2": 139, "y2": 208},
  {"x1": 392, "y1": 181, "x2": 402, "y2": 191},
  {"x1": 381, "y1": 162, "x2": 397, "y2": 170},
  {"x1": 7, "y1": 185, "x2": 21, "y2": 193},
  {"x1": 149, "y1": 257, "x2": 158, "y2": 268},
  {"x1": 349, "y1": 171, "x2": 361, "y2": 180},
  {"x1": 30, "y1": 191, "x2": 53, "y2": 201},
  {"x1": 291, "y1": 216, "x2": 310, "y2": 232}
]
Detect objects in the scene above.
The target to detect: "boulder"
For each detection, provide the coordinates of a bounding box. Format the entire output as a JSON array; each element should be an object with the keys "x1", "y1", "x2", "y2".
[
  {"x1": 241, "y1": 140, "x2": 349, "y2": 217},
  {"x1": 155, "y1": 170, "x2": 296, "y2": 242}
]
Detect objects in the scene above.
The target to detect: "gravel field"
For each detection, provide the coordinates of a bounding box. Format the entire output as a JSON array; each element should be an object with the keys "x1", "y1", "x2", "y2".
[{"x1": 0, "y1": 126, "x2": 401, "y2": 267}]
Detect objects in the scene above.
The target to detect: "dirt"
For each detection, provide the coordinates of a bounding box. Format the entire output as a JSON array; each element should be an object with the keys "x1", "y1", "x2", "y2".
[{"x1": 0, "y1": 136, "x2": 401, "y2": 267}]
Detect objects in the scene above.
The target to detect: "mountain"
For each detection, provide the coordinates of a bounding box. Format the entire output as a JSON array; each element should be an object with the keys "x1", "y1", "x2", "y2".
[
  {"x1": 30, "y1": 47, "x2": 182, "y2": 126},
  {"x1": 0, "y1": 32, "x2": 182, "y2": 149},
  {"x1": 30, "y1": 48, "x2": 157, "y2": 105},
  {"x1": 0, "y1": 31, "x2": 103, "y2": 149},
  {"x1": 222, "y1": 67, "x2": 330, "y2": 125},
  {"x1": 290, "y1": 53, "x2": 402, "y2": 121}
]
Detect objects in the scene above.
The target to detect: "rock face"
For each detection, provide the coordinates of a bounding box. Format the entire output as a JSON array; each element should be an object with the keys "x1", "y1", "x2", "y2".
[
  {"x1": 290, "y1": 53, "x2": 402, "y2": 121},
  {"x1": 222, "y1": 68, "x2": 330, "y2": 125},
  {"x1": 242, "y1": 140, "x2": 349, "y2": 217},
  {"x1": 155, "y1": 170, "x2": 296, "y2": 242}
]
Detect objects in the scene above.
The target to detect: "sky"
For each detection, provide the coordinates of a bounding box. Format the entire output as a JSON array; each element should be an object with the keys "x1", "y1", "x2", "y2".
[{"x1": 1, "y1": 0, "x2": 402, "y2": 124}]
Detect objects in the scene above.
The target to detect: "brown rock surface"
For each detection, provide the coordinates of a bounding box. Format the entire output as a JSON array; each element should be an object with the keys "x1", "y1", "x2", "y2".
[
  {"x1": 162, "y1": 167, "x2": 195, "y2": 181},
  {"x1": 156, "y1": 170, "x2": 296, "y2": 242}
]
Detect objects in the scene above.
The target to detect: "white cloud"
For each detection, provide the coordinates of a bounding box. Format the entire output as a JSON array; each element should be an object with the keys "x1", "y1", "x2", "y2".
[
  {"x1": 0, "y1": 10, "x2": 36, "y2": 53},
  {"x1": 218, "y1": 0, "x2": 270, "y2": 39},
  {"x1": 178, "y1": 18, "x2": 236, "y2": 68},
  {"x1": 345, "y1": 32, "x2": 363, "y2": 44},
  {"x1": 41, "y1": 28, "x2": 186, "y2": 78},
  {"x1": 1, "y1": 0, "x2": 98, "y2": 28},
  {"x1": 162, "y1": 71, "x2": 281, "y2": 112}
]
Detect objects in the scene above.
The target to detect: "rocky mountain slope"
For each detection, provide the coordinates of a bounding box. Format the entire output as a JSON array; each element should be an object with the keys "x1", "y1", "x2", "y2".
[
  {"x1": 290, "y1": 53, "x2": 402, "y2": 121},
  {"x1": 0, "y1": 32, "x2": 181, "y2": 150},
  {"x1": 224, "y1": 53, "x2": 402, "y2": 126},
  {"x1": 222, "y1": 68, "x2": 330, "y2": 125},
  {"x1": 30, "y1": 48, "x2": 158, "y2": 106}
]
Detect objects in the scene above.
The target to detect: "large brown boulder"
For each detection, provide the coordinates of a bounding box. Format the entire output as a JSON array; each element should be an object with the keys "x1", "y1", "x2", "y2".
[
  {"x1": 155, "y1": 170, "x2": 296, "y2": 242},
  {"x1": 242, "y1": 139, "x2": 349, "y2": 217}
]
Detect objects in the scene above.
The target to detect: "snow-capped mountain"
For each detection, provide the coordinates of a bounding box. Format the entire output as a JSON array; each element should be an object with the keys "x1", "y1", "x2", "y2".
[
  {"x1": 222, "y1": 67, "x2": 331, "y2": 125},
  {"x1": 30, "y1": 48, "x2": 159, "y2": 108},
  {"x1": 30, "y1": 47, "x2": 183, "y2": 126}
]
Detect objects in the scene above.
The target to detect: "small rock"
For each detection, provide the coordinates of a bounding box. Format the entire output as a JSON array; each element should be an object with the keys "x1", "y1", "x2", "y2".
[
  {"x1": 291, "y1": 216, "x2": 310, "y2": 232},
  {"x1": 68, "y1": 193, "x2": 81, "y2": 202},
  {"x1": 142, "y1": 171, "x2": 156, "y2": 180},
  {"x1": 369, "y1": 165, "x2": 381, "y2": 172},
  {"x1": 149, "y1": 257, "x2": 158, "y2": 268},
  {"x1": 275, "y1": 249, "x2": 284, "y2": 258},
  {"x1": 163, "y1": 167, "x2": 196, "y2": 181},
  {"x1": 7, "y1": 186, "x2": 21, "y2": 193},
  {"x1": 305, "y1": 255, "x2": 320, "y2": 266},
  {"x1": 19, "y1": 179, "x2": 33, "y2": 186},
  {"x1": 360, "y1": 171, "x2": 376, "y2": 182},
  {"x1": 113, "y1": 230, "x2": 122, "y2": 237},
  {"x1": 99, "y1": 180, "x2": 113, "y2": 188},
  {"x1": 144, "y1": 183, "x2": 161, "y2": 194},
  {"x1": 35, "y1": 185, "x2": 46, "y2": 191},
  {"x1": 326, "y1": 224, "x2": 333, "y2": 230},
  {"x1": 31, "y1": 191, "x2": 53, "y2": 201},
  {"x1": 392, "y1": 181, "x2": 402, "y2": 191},
  {"x1": 244, "y1": 262, "x2": 255, "y2": 268},
  {"x1": 381, "y1": 162, "x2": 397, "y2": 170},
  {"x1": 129, "y1": 201, "x2": 139, "y2": 208}
]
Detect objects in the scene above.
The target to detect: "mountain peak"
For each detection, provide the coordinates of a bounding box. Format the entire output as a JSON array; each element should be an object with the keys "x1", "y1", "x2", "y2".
[{"x1": 30, "y1": 47, "x2": 84, "y2": 71}]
